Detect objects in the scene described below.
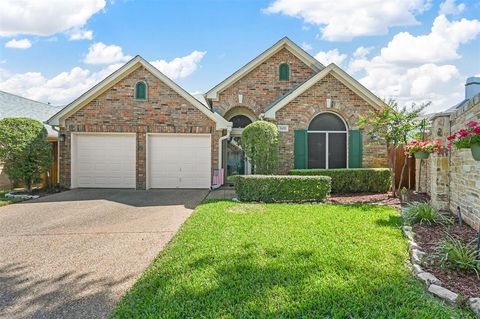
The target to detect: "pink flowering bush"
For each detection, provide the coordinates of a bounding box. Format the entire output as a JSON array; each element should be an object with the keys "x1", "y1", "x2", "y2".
[
  {"x1": 447, "y1": 121, "x2": 480, "y2": 149},
  {"x1": 404, "y1": 140, "x2": 442, "y2": 158}
]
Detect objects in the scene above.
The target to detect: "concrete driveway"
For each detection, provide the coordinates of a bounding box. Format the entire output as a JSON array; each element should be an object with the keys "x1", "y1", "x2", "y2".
[{"x1": 0, "y1": 189, "x2": 208, "y2": 319}]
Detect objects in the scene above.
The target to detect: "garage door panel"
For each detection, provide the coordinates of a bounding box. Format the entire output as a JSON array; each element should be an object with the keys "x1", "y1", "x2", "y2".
[
  {"x1": 73, "y1": 134, "x2": 136, "y2": 188},
  {"x1": 149, "y1": 135, "x2": 211, "y2": 189}
]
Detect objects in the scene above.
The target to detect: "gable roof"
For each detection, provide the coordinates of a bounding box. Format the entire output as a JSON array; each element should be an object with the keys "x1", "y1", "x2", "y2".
[
  {"x1": 264, "y1": 63, "x2": 387, "y2": 119},
  {"x1": 0, "y1": 90, "x2": 62, "y2": 137},
  {"x1": 47, "y1": 56, "x2": 229, "y2": 129},
  {"x1": 206, "y1": 37, "x2": 324, "y2": 101}
]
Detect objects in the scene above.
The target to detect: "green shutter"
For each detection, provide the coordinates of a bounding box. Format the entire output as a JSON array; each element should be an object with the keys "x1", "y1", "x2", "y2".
[
  {"x1": 294, "y1": 129, "x2": 308, "y2": 169},
  {"x1": 348, "y1": 129, "x2": 363, "y2": 168},
  {"x1": 135, "y1": 82, "x2": 147, "y2": 100},
  {"x1": 279, "y1": 63, "x2": 289, "y2": 81}
]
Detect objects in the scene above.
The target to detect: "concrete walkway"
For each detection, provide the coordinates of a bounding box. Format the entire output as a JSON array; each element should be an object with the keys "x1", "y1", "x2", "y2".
[{"x1": 0, "y1": 189, "x2": 208, "y2": 319}]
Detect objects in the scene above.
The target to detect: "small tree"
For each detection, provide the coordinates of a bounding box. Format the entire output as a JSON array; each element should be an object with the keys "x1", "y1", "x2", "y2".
[
  {"x1": 241, "y1": 120, "x2": 279, "y2": 174},
  {"x1": 0, "y1": 118, "x2": 53, "y2": 192},
  {"x1": 358, "y1": 100, "x2": 429, "y2": 197}
]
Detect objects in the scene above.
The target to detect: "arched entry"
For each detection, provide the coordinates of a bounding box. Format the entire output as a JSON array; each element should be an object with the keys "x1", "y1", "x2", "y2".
[
  {"x1": 224, "y1": 108, "x2": 256, "y2": 177},
  {"x1": 308, "y1": 112, "x2": 348, "y2": 169}
]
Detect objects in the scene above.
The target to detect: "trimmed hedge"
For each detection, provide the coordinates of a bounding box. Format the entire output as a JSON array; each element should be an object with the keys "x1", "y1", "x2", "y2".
[
  {"x1": 288, "y1": 168, "x2": 391, "y2": 194},
  {"x1": 230, "y1": 175, "x2": 331, "y2": 203}
]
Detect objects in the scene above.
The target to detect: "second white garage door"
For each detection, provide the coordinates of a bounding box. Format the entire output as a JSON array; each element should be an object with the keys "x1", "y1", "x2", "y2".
[{"x1": 148, "y1": 134, "x2": 211, "y2": 189}]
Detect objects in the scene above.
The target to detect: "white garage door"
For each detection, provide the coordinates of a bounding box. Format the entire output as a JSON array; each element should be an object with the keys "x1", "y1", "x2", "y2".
[
  {"x1": 148, "y1": 134, "x2": 211, "y2": 189},
  {"x1": 73, "y1": 134, "x2": 136, "y2": 188}
]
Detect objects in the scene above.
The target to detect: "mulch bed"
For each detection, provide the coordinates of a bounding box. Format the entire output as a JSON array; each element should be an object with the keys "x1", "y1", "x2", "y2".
[
  {"x1": 328, "y1": 192, "x2": 401, "y2": 206},
  {"x1": 414, "y1": 221, "x2": 480, "y2": 298}
]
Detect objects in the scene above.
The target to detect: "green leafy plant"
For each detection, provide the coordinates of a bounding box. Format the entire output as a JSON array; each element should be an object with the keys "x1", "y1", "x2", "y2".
[
  {"x1": 402, "y1": 202, "x2": 450, "y2": 225},
  {"x1": 0, "y1": 117, "x2": 53, "y2": 192},
  {"x1": 241, "y1": 120, "x2": 279, "y2": 174},
  {"x1": 231, "y1": 175, "x2": 331, "y2": 203},
  {"x1": 438, "y1": 234, "x2": 480, "y2": 278},
  {"x1": 289, "y1": 168, "x2": 391, "y2": 194},
  {"x1": 358, "y1": 100, "x2": 430, "y2": 197}
]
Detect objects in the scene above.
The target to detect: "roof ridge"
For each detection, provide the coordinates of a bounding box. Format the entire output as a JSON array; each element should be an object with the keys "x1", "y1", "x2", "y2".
[{"x1": 0, "y1": 90, "x2": 61, "y2": 108}]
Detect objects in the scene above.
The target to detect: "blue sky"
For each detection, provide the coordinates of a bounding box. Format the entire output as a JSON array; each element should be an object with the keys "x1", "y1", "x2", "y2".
[{"x1": 0, "y1": 0, "x2": 479, "y2": 112}]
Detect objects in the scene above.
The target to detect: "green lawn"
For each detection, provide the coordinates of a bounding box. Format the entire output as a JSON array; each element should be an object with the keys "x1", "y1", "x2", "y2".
[
  {"x1": 0, "y1": 191, "x2": 15, "y2": 207},
  {"x1": 112, "y1": 201, "x2": 472, "y2": 318}
]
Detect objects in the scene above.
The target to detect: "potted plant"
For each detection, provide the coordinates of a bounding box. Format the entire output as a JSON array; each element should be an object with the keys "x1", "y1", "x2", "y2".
[
  {"x1": 447, "y1": 121, "x2": 480, "y2": 161},
  {"x1": 405, "y1": 140, "x2": 442, "y2": 159}
]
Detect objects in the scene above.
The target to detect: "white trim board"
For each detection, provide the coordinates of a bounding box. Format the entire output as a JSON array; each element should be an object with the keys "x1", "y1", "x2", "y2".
[
  {"x1": 264, "y1": 63, "x2": 387, "y2": 119},
  {"x1": 47, "y1": 56, "x2": 230, "y2": 130},
  {"x1": 206, "y1": 37, "x2": 324, "y2": 101}
]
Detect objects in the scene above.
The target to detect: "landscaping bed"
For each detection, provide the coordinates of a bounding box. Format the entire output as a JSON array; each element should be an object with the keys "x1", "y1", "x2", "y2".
[{"x1": 414, "y1": 221, "x2": 480, "y2": 298}]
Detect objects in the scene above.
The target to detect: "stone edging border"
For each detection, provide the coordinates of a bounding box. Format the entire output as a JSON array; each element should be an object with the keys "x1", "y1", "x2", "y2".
[
  {"x1": 401, "y1": 225, "x2": 480, "y2": 317},
  {"x1": 5, "y1": 192, "x2": 39, "y2": 200}
]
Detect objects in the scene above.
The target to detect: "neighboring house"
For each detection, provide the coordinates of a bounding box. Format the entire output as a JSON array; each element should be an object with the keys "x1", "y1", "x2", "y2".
[
  {"x1": 0, "y1": 91, "x2": 62, "y2": 188},
  {"x1": 47, "y1": 37, "x2": 388, "y2": 190}
]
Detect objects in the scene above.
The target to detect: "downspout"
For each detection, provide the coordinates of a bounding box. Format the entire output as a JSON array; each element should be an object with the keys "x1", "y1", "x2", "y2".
[
  {"x1": 212, "y1": 123, "x2": 232, "y2": 190},
  {"x1": 48, "y1": 123, "x2": 61, "y2": 185}
]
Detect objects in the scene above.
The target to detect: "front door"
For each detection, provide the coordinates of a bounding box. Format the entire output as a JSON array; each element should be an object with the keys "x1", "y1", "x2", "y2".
[{"x1": 226, "y1": 136, "x2": 250, "y2": 177}]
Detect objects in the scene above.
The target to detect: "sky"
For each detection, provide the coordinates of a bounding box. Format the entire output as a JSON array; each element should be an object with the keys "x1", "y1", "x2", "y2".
[{"x1": 0, "y1": 0, "x2": 479, "y2": 113}]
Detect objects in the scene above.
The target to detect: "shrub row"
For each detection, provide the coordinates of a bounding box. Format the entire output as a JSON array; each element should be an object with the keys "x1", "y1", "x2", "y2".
[
  {"x1": 288, "y1": 168, "x2": 391, "y2": 194},
  {"x1": 230, "y1": 175, "x2": 331, "y2": 203}
]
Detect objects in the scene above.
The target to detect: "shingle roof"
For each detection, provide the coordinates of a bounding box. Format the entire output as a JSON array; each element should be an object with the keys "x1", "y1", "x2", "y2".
[{"x1": 0, "y1": 90, "x2": 62, "y2": 137}]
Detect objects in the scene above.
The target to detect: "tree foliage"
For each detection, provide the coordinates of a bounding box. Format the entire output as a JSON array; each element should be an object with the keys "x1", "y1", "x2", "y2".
[
  {"x1": 358, "y1": 99, "x2": 430, "y2": 196},
  {"x1": 241, "y1": 120, "x2": 279, "y2": 174},
  {"x1": 0, "y1": 118, "x2": 53, "y2": 192}
]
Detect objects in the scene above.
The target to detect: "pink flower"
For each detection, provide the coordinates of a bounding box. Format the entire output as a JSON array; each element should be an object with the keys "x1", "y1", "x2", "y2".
[
  {"x1": 447, "y1": 134, "x2": 456, "y2": 141},
  {"x1": 458, "y1": 129, "x2": 470, "y2": 137},
  {"x1": 466, "y1": 121, "x2": 478, "y2": 127},
  {"x1": 447, "y1": 143, "x2": 452, "y2": 149},
  {"x1": 473, "y1": 127, "x2": 480, "y2": 134}
]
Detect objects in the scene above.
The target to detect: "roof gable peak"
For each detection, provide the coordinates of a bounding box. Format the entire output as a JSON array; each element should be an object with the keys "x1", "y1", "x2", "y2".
[{"x1": 206, "y1": 37, "x2": 324, "y2": 101}]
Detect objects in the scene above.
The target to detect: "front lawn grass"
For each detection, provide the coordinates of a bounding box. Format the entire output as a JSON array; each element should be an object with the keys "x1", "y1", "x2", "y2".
[
  {"x1": 112, "y1": 201, "x2": 472, "y2": 318},
  {"x1": 0, "y1": 191, "x2": 16, "y2": 207}
]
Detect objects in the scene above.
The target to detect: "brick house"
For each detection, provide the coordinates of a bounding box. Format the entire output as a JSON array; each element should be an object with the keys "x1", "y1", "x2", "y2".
[{"x1": 47, "y1": 37, "x2": 388, "y2": 190}]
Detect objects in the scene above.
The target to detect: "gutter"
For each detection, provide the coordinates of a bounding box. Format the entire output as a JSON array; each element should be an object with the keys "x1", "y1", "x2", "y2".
[{"x1": 211, "y1": 123, "x2": 233, "y2": 190}]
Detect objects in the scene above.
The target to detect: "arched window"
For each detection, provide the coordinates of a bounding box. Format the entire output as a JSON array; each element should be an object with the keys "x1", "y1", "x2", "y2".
[
  {"x1": 279, "y1": 63, "x2": 290, "y2": 81},
  {"x1": 135, "y1": 81, "x2": 147, "y2": 100},
  {"x1": 230, "y1": 115, "x2": 252, "y2": 128},
  {"x1": 308, "y1": 112, "x2": 347, "y2": 169}
]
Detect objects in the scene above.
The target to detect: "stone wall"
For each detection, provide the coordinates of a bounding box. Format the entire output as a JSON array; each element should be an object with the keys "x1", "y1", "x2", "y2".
[
  {"x1": 60, "y1": 66, "x2": 218, "y2": 190},
  {"x1": 449, "y1": 95, "x2": 480, "y2": 229},
  {"x1": 419, "y1": 94, "x2": 480, "y2": 230}
]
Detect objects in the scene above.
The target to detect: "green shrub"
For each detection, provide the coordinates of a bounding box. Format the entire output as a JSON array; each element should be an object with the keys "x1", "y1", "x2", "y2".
[
  {"x1": 402, "y1": 202, "x2": 451, "y2": 225},
  {"x1": 231, "y1": 175, "x2": 331, "y2": 203},
  {"x1": 438, "y1": 235, "x2": 480, "y2": 277},
  {"x1": 241, "y1": 121, "x2": 279, "y2": 174},
  {"x1": 288, "y1": 168, "x2": 390, "y2": 194},
  {"x1": 0, "y1": 117, "x2": 53, "y2": 192}
]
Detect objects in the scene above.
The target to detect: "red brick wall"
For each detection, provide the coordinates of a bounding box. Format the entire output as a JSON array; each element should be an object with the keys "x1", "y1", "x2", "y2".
[
  {"x1": 59, "y1": 66, "x2": 219, "y2": 189},
  {"x1": 212, "y1": 48, "x2": 316, "y2": 117},
  {"x1": 274, "y1": 73, "x2": 388, "y2": 173}
]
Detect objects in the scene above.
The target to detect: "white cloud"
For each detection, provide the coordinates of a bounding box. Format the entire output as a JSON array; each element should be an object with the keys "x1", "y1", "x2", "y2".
[
  {"x1": 150, "y1": 50, "x2": 207, "y2": 80},
  {"x1": 347, "y1": 15, "x2": 479, "y2": 112},
  {"x1": 83, "y1": 42, "x2": 132, "y2": 64},
  {"x1": 0, "y1": 0, "x2": 105, "y2": 37},
  {"x1": 0, "y1": 51, "x2": 207, "y2": 105},
  {"x1": 264, "y1": 0, "x2": 431, "y2": 41},
  {"x1": 314, "y1": 49, "x2": 347, "y2": 67},
  {"x1": 353, "y1": 46, "x2": 373, "y2": 59},
  {"x1": 379, "y1": 15, "x2": 480, "y2": 64},
  {"x1": 439, "y1": 0, "x2": 465, "y2": 15},
  {"x1": 68, "y1": 28, "x2": 93, "y2": 40},
  {"x1": 301, "y1": 42, "x2": 312, "y2": 51},
  {"x1": 5, "y1": 38, "x2": 32, "y2": 49}
]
